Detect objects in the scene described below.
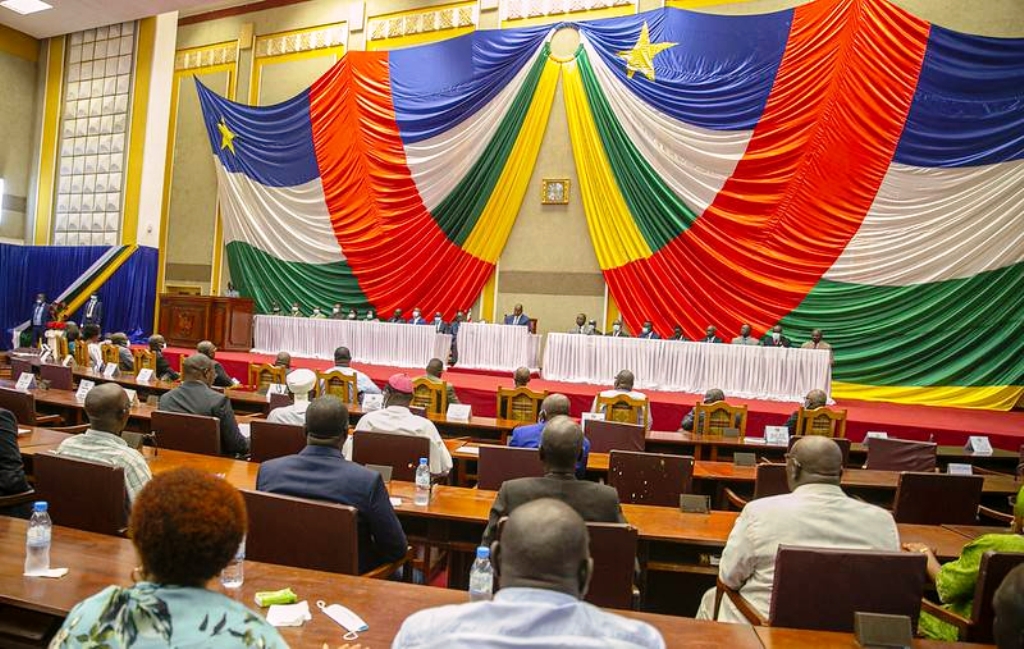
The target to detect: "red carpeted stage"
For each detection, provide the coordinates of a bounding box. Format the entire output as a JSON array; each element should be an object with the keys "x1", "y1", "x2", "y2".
[{"x1": 164, "y1": 347, "x2": 1024, "y2": 451}]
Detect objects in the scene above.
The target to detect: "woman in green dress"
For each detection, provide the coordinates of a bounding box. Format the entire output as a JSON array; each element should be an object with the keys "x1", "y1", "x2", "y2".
[{"x1": 904, "y1": 484, "x2": 1024, "y2": 641}]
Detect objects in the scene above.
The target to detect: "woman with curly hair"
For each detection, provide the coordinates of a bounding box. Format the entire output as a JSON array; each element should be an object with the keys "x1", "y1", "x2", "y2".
[{"x1": 51, "y1": 468, "x2": 286, "y2": 647}]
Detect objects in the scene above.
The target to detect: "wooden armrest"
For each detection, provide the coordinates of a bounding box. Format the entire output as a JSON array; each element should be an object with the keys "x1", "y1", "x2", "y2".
[
  {"x1": 0, "y1": 489, "x2": 36, "y2": 509},
  {"x1": 361, "y1": 547, "x2": 413, "y2": 581},
  {"x1": 978, "y1": 505, "x2": 1014, "y2": 526},
  {"x1": 920, "y1": 598, "x2": 971, "y2": 634},
  {"x1": 34, "y1": 414, "x2": 63, "y2": 426},
  {"x1": 723, "y1": 487, "x2": 749, "y2": 511},
  {"x1": 970, "y1": 466, "x2": 1009, "y2": 476},
  {"x1": 715, "y1": 577, "x2": 767, "y2": 625}
]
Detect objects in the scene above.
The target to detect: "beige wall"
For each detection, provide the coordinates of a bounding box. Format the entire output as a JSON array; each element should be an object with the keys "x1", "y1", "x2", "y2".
[{"x1": 0, "y1": 49, "x2": 39, "y2": 241}]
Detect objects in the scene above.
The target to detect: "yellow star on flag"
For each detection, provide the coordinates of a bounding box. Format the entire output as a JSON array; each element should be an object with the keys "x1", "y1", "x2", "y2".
[
  {"x1": 217, "y1": 118, "x2": 237, "y2": 154},
  {"x1": 616, "y1": 22, "x2": 676, "y2": 82}
]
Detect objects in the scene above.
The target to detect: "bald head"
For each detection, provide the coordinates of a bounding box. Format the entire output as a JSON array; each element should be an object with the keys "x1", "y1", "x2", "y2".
[
  {"x1": 804, "y1": 389, "x2": 828, "y2": 409},
  {"x1": 182, "y1": 353, "x2": 214, "y2": 384},
  {"x1": 787, "y1": 436, "x2": 843, "y2": 489},
  {"x1": 704, "y1": 388, "x2": 725, "y2": 403},
  {"x1": 196, "y1": 340, "x2": 216, "y2": 358},
  {"x1": 613, "y1": 370, "x2": 635, "y2": 391},
  {"x1": 425, "y1": 358, "x2": 444, "y2": 378},
  {"x1": 84, "y1": 383, "x2": 130, "y2": 434},
  {"x1": 147, "y1": 334, "x2": 166, "y2": 351},
  {"x1": 274, "y1": 352, "x2": 292, "y2": 369},
  {"x1": 539, "y1": 393, "x2": 571, "y2": 422},
  {"x1": 495, "y1": 498, "x2": 591, "y2": 598},
  {"x1": 539, "y1": 415, "x2": 584, "y2": 473},
  {"x1": 513, "y1": 367, "x2": 531, "y2": 388}
]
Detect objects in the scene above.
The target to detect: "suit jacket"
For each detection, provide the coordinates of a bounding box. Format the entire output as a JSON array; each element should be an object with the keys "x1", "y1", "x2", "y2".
[
  {"x1": 82, "y1": 299, "x2": 103, "y2": 326},
  {"x1": 422, "y1": 374, "x2": 459, "y2": 406},
  {"x1": 432, "y1": 320, "x2": 449, "y2": 334},
  {"x1": 211, "y1": 360, "x2": 235, "y2": 388},
  {"x1": 607, "y1": 330, "x2": 630, "y2": 338},
  {"x1": 503, "y1": 314, "x2": 530, "y2": 326},
  {"x1": 0, "y1": 409, "x2": 29, "y2": 496},
  {"x1": 638, "y1": 331, "x2": 660, "y2": 340},
  {"x1": 482, "y1": 474, "x2": 626, "y2": 545},
  {"x1": 155, "y1": 350, "x2": 179, "y2": 381},
  {"x1": 157, "y1": 381, "x2": 249, "y2": 457},
  {"x1": 30, "y1": 302, "x2": 51, "y2": 327},
  {"x1": 762, "y1": 335, "x2": 792, "y2": 348},
  {"x1": 409, "y1": 316, "x2": 427, "y2": 326},
  {"x1": 701, "y1": 336, "x2": 724, "y2": 344},
  {"x1": 257, "y1": 445, "x2": 407, "y2": 574},
  {"x1": 509, "y1": 422, "x2": 590, "y2": 479}
]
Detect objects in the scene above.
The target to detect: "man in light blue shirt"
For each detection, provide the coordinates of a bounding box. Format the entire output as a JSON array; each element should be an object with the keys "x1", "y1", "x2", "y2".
[
  {"x1": 392, "y1": 498, "x2": 665, "y2": 649},
  {"x1": 324, "y1": 346, "x2": 381, "y2": 398}
]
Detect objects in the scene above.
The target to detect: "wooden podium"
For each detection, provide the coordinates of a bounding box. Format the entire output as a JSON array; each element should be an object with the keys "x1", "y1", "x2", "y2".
[{"x1": 158, "y1": 295, "x2": 254, "y2": 351}]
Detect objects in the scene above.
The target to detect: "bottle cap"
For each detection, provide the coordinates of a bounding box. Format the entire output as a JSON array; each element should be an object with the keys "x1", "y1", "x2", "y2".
[
  {"x1": 419, "y1": 457, "x2": 428, "y2": 465},
  {"x1": 476, "y1": 546, "x2": 490, "y2": 560},
  {"x1": 33, "y1": 501, "x2": 48, "y2": 512}
]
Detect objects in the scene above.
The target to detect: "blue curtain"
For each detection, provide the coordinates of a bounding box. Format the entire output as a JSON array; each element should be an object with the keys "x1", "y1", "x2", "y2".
[{"x1": 0, "y1": 244, "x2": 158, "y2": 349}]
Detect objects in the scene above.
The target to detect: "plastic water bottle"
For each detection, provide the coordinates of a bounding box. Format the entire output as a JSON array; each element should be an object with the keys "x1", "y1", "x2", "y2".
[
  {"x1": 414, "y1": 458, "x2": 431, "y2": 506},
  {"x1": 468, "y1": 546, "x2": 493, "y2": 601},
  {"x1": 220, "y1": 536, "x2": 245, "y2": 589},
  {"x1": 24, "y1": 501, "x2": 52, "y2": 576}
]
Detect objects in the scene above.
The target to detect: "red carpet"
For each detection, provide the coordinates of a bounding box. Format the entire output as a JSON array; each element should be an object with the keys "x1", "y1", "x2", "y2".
[{"x1": 164, "y1": 347, "x2": 1024, "y2": 451}]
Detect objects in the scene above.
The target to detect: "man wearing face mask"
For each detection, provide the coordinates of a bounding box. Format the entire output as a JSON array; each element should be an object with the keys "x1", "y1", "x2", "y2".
[
  {"x1": 82, "y1": 293, "x2": 103, "y2": 328},
  {"x1": 289, "y1": 302, "x2": 303, "y2": 317},
  {"x1": 329, "y1": 303, "x2": 345, "y2": 320},
  {"x1": 409, "y1": 308, "x2": 427, "y2": 326},
  {"x1": 310, "y1": 306, "x2": 327, "y2": 319},
  {"x1": 448, "y1": 311, "x2": 465, "y2": 365},
  {"x1": 731, "y1": 324, "x2": 761, "y2": 346},
  {"x1": 432, "y1": 312, "x2": 448, "y2": 334},
  {"x1": 606, "y1": 320, "x2": 629, "y2": 338},
  {"x1": 762, "y1": 324, "x2": 791, "y2": 348},
  {"x1": 148, "y1": 335, "x2": 178, "y2": 381},
  {"x1": 269, "y1": 302, "x2": 282, "y2": 316},
  {"x1": 346, "y1": 308, "x2": 358, "y2": 320},
  {"x1": 638, "y1": 321, "x2": 660, "y2": 340},
  {"x1": 365, "y1": 309, "x2": 378, "y2": 322},
  {"x1": 29, "y1": 293, "x2": 51, "y2": 346}
]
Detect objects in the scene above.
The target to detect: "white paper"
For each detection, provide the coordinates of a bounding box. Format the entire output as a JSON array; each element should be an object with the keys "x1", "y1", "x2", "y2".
[
  {"x1": 24, "y1": 567, "x2": 69, "y2": 578},
  {"x1": 75, "y1": 380, "x2": 96, "y2": 401},
  {"x1": 135, "y1": 369, "x2": 153, "y2": 383},
  {"x1": 17, "y1": 428, "x2": 30, "y2": 436},
  {"x1": 743, "y1": 437, "x2": 767, "y2": 445},
  {"x1": 238, "y1": 423, "x2": 251, "y2": 439},
  {"x1": 361, "y1": 393, "x2": 383, "y2": 411},
  {"x1": 458, "y1": 445, "x2": 480, "y2": 456},
  {"x1": 446, "y1": 404, "x2": 472, "y2": 422},
  {"x1": 965, "y1": 436, "x2": 993, "y2": 456},
  {"x1": 389, "y1": 497, "x2": 402, "y2": 507},
  {"x1": 15, "y1": 372, "x2": 36, "y2": 391},
  {"x1": 102, "y1": 363, "x2": 118, "y2": 378},
  {"x1": 865, "y1": 431, "x2": 888, "y2": 442},
  {"x1": 266, "y1": 600, "x2": 311, "y2": 627},
  {"x1": 764, "y1": 426, "x2": 790, "y2": 446},
  {"x1": 948, "y1": 463, "x2": 974, "y2": 476},
  {"x1": 62, "y1": 355, "x2": 75, "y2": 367},
  {"x1": 123, "y1": 388, "x2": 138, "y2": 406}
]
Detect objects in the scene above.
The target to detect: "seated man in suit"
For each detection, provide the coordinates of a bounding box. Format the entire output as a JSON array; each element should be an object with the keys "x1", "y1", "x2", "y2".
[
  {"x1": 568, "y1": 313, "x2": 594, "y2": 335},
  {"x1": 388, "y1": 308, "x2": 404, "y2": 323},
  {"x1": 637, "y1": 321, "x2": 660, "y2": 340},
  {"x1": 503, "y1": 303, "x2": 530, "y2": 327},
  {"x1": 591, "y1": 369, "x2": 651, "y2": 430},
  {"x1": 257, "y1": 396, "x2": 407, "y2": 575},
  {"x1": 483, "y1": 416, "x2": 624, "y2": 545},
  {"x1": 158, "y1": 354, "x2": 249, "y2": 457},
  {"x1": 266, "y1": 369, "x2": 316, "y2": 426},
  {"x1": 110, "y1": 332, "x2": 134, "y2": 373},
  {"x1": 196, "y1": 340, "x2": 239, "y2": 388},
  {"x1": 762, "y1": 324, "x2": 792, "y2": 348},
  {"x1": 701, "y1": 325, "x2": 723, "y2": 344},
  {"x1": 395, "y1": 498, "x2": 664, "y2": 649},
  {"x1": 343, "y1": 374, "x2": 452, "y2": 476},
  {"x1": 696, "y1": 436, "x2": 899, "y2": 622},
  {"x1": 431, "y1": 312, "x2": 448, "y2": 334},
  {"x1": 323, "y1": 346, "x2": 381, "y2": 399},
  {"x1": 668, "y1": 325, "x2": 688, "y2": 341},
  {"x1": 731, "y1": 324, "x2": 761, "y2": 346},
  {"x1": 509, "y1": 394, "x2": 589, "y2": 479},
  {"x1": 784, "y1": 388, "x2": 828, "y2": 435},
  {"x1": 678, "y1": 388, "x2": 728, "y2": 432},
  {"x1": 289, "y1": 302, "x2": 303, "y2": 317},
  {"x1": 512, "y1": 366, "x2": 531, "y2": 389},
  {"x1": 607, "y1": 319, "x2": 629, "y2": 337},
  {"x1": 147, "y1": 335, "x2": 179, "y2": 381},
  {"x1": 420, "y1": 357, "x2": 459, "y2": 406},
  {"x1": 408, "y1": 308, "x2": 427, "y2": 325},
  {"x1": 0, "y1": 407, "x2": 31, "y2": 516},
  {"x1": 56, "y1": 383, "x2": 152, "y2": 504}
]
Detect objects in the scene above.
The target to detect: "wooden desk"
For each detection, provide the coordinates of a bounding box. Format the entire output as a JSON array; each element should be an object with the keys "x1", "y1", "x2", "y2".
[
  {"x1": 16, "y1": 427, "x2": 71, "y2": 449},
  {"x1": 754, "y1": 626, "x2": 991, "y2": 648},
  {"x1": 158, "y1": 294, "x2": 254, "y2": 351},
  {"x1": 942, "y1": 524, "x2": 1012, "y2": 541}
]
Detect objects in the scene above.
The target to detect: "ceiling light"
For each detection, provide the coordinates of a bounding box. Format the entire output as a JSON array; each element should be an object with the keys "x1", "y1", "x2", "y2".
[{"x1": 0, "y1": 0, "x2": 53, "y2": 15}]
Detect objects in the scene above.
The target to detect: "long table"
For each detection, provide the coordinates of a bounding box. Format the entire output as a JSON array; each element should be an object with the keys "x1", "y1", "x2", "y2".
[
  {"x1": 542, "y1": 332, "x2": 832, "y2": 402},
  {"x1": 253, "y1": 315, "x2": 451, "y2": 367},
  {"x1": 455, "y1": 322, "x2": 541, "y2": 371}
]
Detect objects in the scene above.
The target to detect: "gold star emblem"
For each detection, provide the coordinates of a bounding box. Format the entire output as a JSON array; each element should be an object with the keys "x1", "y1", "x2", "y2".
[
  {"x1": 217, "y1": 118, "x2": 236, "y2": 154},
  {"x1": 616, "y1": 22, "x2": 676, "y2": 82}
]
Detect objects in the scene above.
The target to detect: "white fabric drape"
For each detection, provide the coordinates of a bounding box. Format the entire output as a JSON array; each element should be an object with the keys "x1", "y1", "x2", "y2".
[
  {"x1": 542, "y1": 334, "x2": 832, "y2": 402},
  {"x1": 455, "y1": 323, "x2": 541, "y2": 371},
  {"x1": 253, "y1": 316, "x2": 450, "y2": 368}
]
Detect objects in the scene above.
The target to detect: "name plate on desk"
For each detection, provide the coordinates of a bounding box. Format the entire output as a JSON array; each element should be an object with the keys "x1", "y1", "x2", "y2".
[
  {"x1": 15, "y1": 372, "x2": 36, "y2": 391},
  {"x1": 124, "y1": 388, "x2": 138, "y2": 406},
  {"x1": 361, "y1": 394, "x2": 383, "y2": 412},
  {"x1": 733, "y1": 452, "x2": 757, "y2": 467},
  {"x1": 62, "y1": 355, "x2": 74, "y2": 367},
  {"x1": 965, "y1": 436, "x2": 993, "y2": 455},
  {"x1": 102, "y1": 364, "x2": 119, "y2": 378},
  {"x1": 854, "y1": 612, "x2": 913, "y2": 648},
  {"x1": 680, "y1": 494, "x2": 710, "y2": 514},
  {"x1": 136, "y1": 369, "x2": 154, "y2": 383},
  {"x1": 75, "y1": 380, "x2": 96, "y2": 401},
  {"x1": 864, "y1": 431, "x2": 888, "y2": 445},
  {"x1": 446, "y1": 404, "x2": 472, "y2": 422},
  {"x1": 581, "y1": 411, "x2": 604, "y2": 432},
  {"x1": 39, "y1": 349, "x2": 53, "y2": 364},
  {"x1": 764, "y1": 426, "x2": 790, "y2": 446},
  {"x1": 948, "y1": 463, "x2": 973, "y2": 476},
  {"x1": 265, "y1": 383, "x2": 288, "y2": 402}
]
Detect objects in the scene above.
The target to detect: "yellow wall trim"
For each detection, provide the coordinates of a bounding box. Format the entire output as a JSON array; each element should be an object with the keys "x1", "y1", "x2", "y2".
[
  {"x1": 367, "y1": 1, "x2": 477, "y2": 50},
  {"x1": 667, "y1": 0, "x2": 759, "y2": 8},
  {"x1": 253, "y1": 23, "x2": 347, "y2": 59},
  {"x1": 501, "y1": 0, "x2": 636, "y2": 28},
  {"x1": 122, "y1": 17, "x2": 157, "y2": 246},
  {"x1": 0, "y1": 23, "x2": 39, "y2": 62},
  {"x1": 175, "y1": 40, "x2": 239, "y2": 72},
  {"x1": 33, "y1": 36, "x2": 64, "y2": 245}
]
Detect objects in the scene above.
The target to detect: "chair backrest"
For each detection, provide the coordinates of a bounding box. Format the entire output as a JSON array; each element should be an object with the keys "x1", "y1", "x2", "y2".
[
  {"x1": 693, "y1": 401, "x2": 748, "y2": 437},
  {"x1": 39, "y1": 364, "x2": 74, "y2": 390},
  {"x1": 249, "y1": 420, "x2": 307, "y2": 463},
  {"x1": 892, "y1": 472, "x2": 984, "y2": 525},
  {"x1": 495, "y1": 386, "x2": 547, "y2": 423},
  {"x1": 864, "y1": 437, "x2": 937, "y2": 472},
  {"x1": 317, "y1": 369, "x2": 358, "y2": 405},
  {"x1": 411, "y1": 378, "x2": 447, "y2": 415},
  {"x1": 249, "y1": 363, "x2": 286, "y2": 392},
  {"x1": 132, "y1": 349, "x2": 157, "y2": 373},
  {"x1": 351, "y1": 431, "x2": 430, "y2": 482},
  {"x1": 34, "y1": 452, "x2": 127, "y2": 535},
  {"x1": 608, "y1": 450, "x2": 694, "y2": 507},
  {"x1": 768, "y1": 545, "x2": 927, "y2": 632},
  {"x1": 477, "y1": 446, "x2": 544, "y2": 491},
  {"x1": 241, "y1": 490, "x2": 359, "y2": 574},
  {"x1": 966, "y1": 552, "x2": 1024, "y2": 644},
  {"x1": 0, "y1": 386, "x2": 39, "y2": 425},
  {"x1": 586, "y1": 420, "x2": 645, "y2": 454},
  {"x1": 795, "y1": 406, "x2": 848, "y2": 438},
  {"x1": 788, "y1": 436, "x2": 852, "y2": 467},
  {"x1": 73, "y1": 341, "x2": 89, "y2": 368},
  {"x1": 595, "y1": 393, "x2": 647, "y2": 428},
  {"x1": 150, "y1": 410, "x2": 221, "y2": 456},
  {"x1": 100, "y1": 343, "x2": 120, "y2": 365},
  {"x1": 54, "y1": 335, "x2": 69, "y2": 359},
  {"x1": 753, "y1": 463, "x2": 792, "y2": 500},
  {"x1": 10, "y1": 357, "x2": 32, "y2": 379}
]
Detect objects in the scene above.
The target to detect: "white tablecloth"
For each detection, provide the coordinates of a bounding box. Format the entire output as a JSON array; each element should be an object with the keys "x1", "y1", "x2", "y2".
[
  {"x1": 253, "y1": 316, "x2": 451, "y2": 368},
  {"x1": 541, "y1": 333, "x2": 832, "y2": 402},
  {"x1": 455, "y1": 322, "x2": 541, "y2": 372}
]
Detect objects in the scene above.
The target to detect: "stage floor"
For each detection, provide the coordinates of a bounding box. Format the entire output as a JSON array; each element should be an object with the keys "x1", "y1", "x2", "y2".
[{"x1": 164, "y1": 347, "x2": 1024, "y2": 451}]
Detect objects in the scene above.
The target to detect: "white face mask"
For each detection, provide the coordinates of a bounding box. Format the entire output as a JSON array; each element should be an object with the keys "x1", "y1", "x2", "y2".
[
  {"x1": 772, "y1": 332, "x2": 781, "y2": 341},
  {"x1": 413, "y1": 311, "x2": 421, "y2": 318},
  {"x1": 434, "y1": 316, "x2": 441, "y2": 322},
  {"x1": 332, "y1": 306, "x2": 340, "y2": 313},
  {"x1": 613, "y1": 324, "x2": 621, "y2": 332},
  {"x1": 367, "y1": 312, "x2": 374, "y2": 319}
]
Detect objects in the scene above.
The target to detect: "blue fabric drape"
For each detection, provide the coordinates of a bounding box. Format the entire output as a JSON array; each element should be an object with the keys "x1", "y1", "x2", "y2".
[{"x1": 0, "y1": 244, "x2": 157, "y2": 349}]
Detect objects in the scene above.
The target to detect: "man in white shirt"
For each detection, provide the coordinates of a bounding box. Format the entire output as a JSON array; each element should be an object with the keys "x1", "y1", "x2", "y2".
[
  {"x1": 323, "y1": 346, "x2": 380, "y2": 398},
  {"x1": 393, "y1": 498, "x2": 664, "y2": 649},
  {"x1": 696, "y1": 436, "x2": 900, "y2": 623},
  {"x1": 343, "y1": 373, "x2": 452, "y2": 475},
  {"x1": 591, "y1": 370, "x2": 652, "y2": 430},
  {"x1": 266, "y1": 368, "x2": 316, "y2": 426}
]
